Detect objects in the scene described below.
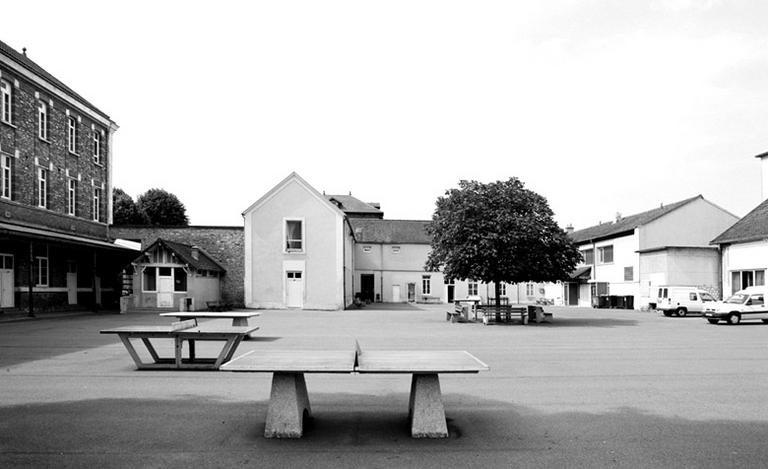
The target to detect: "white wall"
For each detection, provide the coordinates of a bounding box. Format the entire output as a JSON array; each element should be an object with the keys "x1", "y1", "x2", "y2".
[
  {"x1": 640, "y1": 197, "x2": 738, "y2": 251},
  {"x1": 721, "y1": 240, "x2": 768, "y2": 295}
]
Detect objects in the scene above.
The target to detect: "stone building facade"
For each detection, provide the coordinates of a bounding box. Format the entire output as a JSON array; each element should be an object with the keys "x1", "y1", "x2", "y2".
[{"x1": 110, "y1": 225, "x2": 245, "y2": 307}]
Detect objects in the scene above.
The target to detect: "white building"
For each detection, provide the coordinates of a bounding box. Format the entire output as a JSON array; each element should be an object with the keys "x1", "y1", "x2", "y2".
[{"x1": 566, "y1": 195, "x2": 739, "y2": 308}]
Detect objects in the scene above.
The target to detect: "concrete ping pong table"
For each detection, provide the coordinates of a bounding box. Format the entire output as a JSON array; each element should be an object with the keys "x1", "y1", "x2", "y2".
[{"x1": 221, "y1": 345, "x2": 489, "y2": 438}]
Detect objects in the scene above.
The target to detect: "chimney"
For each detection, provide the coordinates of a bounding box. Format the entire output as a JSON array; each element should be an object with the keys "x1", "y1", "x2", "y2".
[
  {"x1": 565, "y1": 224, "x2": 574, "y2": 234},
  {"x1": 756, "y1": 151, "x2": 768, "y2": 200},
  {"x1": 191, "y1": 246, "x2": 200, "y2": 261}
]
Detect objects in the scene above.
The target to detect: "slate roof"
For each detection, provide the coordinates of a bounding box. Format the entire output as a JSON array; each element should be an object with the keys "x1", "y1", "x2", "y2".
[
  {"x1": 138, "y1": 238, "x2": 225, "y2": 272},
  {"x1": 710, "y1": 198, "x2": 768, "y2": 245},
  {"x1": 349, "y1": 219, "x2": 431, "y2": 244},
  {"x1": 0, "y1": 39, "x2": 111, "y2": 119},
  {"x1": 326, "y1": 194, "x2": 383, "y2": 217},
  {"x1": 569, "y1": 196, "x2": 702, "y2": 244}
]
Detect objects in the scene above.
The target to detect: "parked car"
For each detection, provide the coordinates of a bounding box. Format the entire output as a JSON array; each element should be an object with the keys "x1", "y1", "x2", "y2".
[
  {"x1": 656, "y1": 286, "x2": 717, "y2": 317},
  {"x1": 703, "y1": 286, "x2": 768, "y2": 325}
]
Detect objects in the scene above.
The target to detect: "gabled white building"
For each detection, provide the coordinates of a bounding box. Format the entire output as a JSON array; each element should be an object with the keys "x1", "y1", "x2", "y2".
[
  {"x1": 567, "y1": 196, "x2": 739, "y2": 308},
  {"x1": 710, "y1": 153, "x2": 768, "y2": 296}
]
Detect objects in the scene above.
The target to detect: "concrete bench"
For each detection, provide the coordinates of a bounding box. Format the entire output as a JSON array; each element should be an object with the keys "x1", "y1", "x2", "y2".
[
  {"x1": 206, "y1": 301, "x2": 231, "y2": 312},
  {"x1": 446, "y1": 302, "x2": 467, "y2": 322},
  {"x1": 100, "y1": 320, "x2": 259, "y2": 370},
  {"x1": 221, "y1": 343, "x2": 488, "y2": 439},
  {"x1": 527, "y1": 305, "x2": 554, "y2": 323}
]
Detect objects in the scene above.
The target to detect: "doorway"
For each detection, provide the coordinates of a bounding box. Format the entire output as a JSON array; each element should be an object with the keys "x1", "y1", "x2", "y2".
[
  {"x1": 392, "y1": 284, "x2": 401, "y2": 302},
  {"x1": 157, "y1": 267, "x2": 173, "y2": 308},
  {"x1": 361, "y1": 274, "x2": 375, "y2": 303},
  {"x1": 286, "y1": 271, "x2": 303, "y2": 308},
  {"x1": 0, "y1": 254, "x2": 13, "y2": 308},
  {"x1": 568, "y1": 282, "x2": 579, "y2": 306},
  {"x1": 407, "y1": 283, "x2": 416, "y2": 302},
  {"x1": 67, "y1": 261, "x2": 77, "y2": 305},
  {"x1": 447, "y1": 284, "x2": 455, "y2": 303}
]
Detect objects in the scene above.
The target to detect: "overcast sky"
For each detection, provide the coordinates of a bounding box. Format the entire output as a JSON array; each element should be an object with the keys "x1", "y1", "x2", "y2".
[{"x1": 4, "y1": 1, "x2": 767, "y2": 229}]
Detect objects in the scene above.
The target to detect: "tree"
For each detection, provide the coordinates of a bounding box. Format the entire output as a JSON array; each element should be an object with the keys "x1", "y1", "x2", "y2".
[
  {"x1": 112, "y1": 188, "x2": 148, "y2": 225},
  {"x1": 136, "y1": 188, "x2": 189, "y2": 226},
  {"x1": 425, "y1": 178, "x2": 581, "y2": 308}
]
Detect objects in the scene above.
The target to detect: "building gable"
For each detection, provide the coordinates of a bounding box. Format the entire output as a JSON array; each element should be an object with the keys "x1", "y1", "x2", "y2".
[{"x1": 242, "y1": 172, "x2": 345, "y2": 219}]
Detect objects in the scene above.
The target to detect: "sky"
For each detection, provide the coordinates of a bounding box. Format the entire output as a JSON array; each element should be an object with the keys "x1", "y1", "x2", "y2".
[{"x1": 3, "y1": 0, "x2": 768, "y2": 229}]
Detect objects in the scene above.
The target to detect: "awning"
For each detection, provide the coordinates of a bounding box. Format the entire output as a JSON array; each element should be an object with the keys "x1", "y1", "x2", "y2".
[
  {"x1": 0, "y1": 222, "x2": 138, "y2": 252},
  {"x1": 569, "y1": 266, "x2": 592, "y2": 280}
]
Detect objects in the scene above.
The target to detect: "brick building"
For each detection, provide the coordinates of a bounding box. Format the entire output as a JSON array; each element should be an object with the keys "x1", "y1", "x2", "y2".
[
  {"x1": 109, "y1": 225, "x2": 245, "y2": 307},
  {"x1": 0, "y1": 39, "x2": 134, "y2": 313}
]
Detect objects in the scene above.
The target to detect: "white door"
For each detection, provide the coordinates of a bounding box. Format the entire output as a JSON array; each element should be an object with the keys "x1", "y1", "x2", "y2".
[
  {"x1": 67, "y1": 262, "x2": 77, "y2": 305},
  {"x1": 286, "y1": 271, "x2": 303, "y2": 308},
  {"x1": 157, "y1": 268, "x2": 173, "y2": 308},
  {"x1": 392, "y1": 285, "x2": 401, "y2": 302},
  {"x1": 0, "y1": 254, "x2": 13, "y2": 308}
]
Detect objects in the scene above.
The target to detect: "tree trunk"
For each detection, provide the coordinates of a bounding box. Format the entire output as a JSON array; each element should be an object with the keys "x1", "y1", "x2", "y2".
[{"x1": 494, "y1": 281, "x2": 501, "y2": 322}]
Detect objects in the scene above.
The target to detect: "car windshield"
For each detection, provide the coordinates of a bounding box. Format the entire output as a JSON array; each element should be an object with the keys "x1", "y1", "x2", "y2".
[
  {"x1": 701, "y1": 293, "x2": 716, "y2": 302},
  {"x1": 725, "y1": 293, "x2": 748, "y2": 304}
]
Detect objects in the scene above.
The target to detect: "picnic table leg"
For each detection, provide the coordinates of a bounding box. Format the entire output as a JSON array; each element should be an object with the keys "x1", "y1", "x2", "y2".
[
  {"x1": 265, "y1": 372, "x2": 312, "y2": 438},
  {"x1": 408, "y1": 373, "x2": 448, "y2": 438},
  {"x1": 117, "y1": 335, "x2": 150, "y2": 369}
]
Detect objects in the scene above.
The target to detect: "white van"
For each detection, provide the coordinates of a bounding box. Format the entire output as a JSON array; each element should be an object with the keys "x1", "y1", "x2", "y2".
[
  {"x1": 656, "y1": 286, "x2": 718, "y2": 317},
  {"x1": 703, "y1": 286, "x2": 768, "y2": 325}
]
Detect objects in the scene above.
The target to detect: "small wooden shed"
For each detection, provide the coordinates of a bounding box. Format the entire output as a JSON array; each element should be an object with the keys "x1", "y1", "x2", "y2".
[{"x1": 129, "y1": 238, "x2": 225, "y2": 311}]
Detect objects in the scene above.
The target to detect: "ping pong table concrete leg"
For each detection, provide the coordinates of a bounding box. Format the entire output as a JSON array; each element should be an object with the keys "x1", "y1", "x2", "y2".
[
  {"x1": 265, "y1": 372, "x2": 312, "y2": 438},
  {"x1": 232, "y1": 317, "x2": 248, "y2": 327},
  {"x1": 408, "y1": 373, "x2": 448, "y2": 438}
]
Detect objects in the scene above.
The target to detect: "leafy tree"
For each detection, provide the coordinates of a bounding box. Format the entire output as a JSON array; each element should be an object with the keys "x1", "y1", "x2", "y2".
[
  {"x1": 112, "y1": 188, "x2": 148, "y2": 225},
  {"x1": 425, "y1": 178, "x2": 581, "y2": 308},
  {"x1": 136, "y1": 188, "x2": 189, "y2": 226}
]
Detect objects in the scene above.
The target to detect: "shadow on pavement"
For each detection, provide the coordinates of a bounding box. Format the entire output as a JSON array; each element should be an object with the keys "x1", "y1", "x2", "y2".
[{"x1": 2, "y1": 394, "x2": 767, "y2": 468}]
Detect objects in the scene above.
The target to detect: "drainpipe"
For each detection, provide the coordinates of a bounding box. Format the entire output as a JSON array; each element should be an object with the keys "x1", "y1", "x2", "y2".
[{"x1": 27, "y1": 241, "x2": 35, "y2": 317}]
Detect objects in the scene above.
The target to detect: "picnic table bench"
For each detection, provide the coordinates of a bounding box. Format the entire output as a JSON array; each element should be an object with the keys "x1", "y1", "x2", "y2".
[
  {"x1": 221, "y1": 343, "x2": 488, "y2": 439},
  {"x1": 159, "y1": 311, "x2": 261, "y2": 327},
  {"x1": 480, "y1": 305, "x2": 528, "y2": 325},
  {"x1": 101, "y1": 320, "x2": 258, "y2": 370}
]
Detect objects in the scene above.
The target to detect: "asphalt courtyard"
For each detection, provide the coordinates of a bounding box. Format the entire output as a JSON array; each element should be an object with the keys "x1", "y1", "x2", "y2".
[{"x1": 2, "y1": 305, "x2": 768, "y2": 468}]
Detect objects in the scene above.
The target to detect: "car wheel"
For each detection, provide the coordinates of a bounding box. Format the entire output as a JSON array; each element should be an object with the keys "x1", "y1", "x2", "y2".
[
  {"x1": 707, "y1": 319, "x2": 719, "y2": 324},
  {"x1": 762, "y1": 319, "x2": 768, "y2": 324},
  {"x1": 676, "y1": 308, "x2": 687, "y2": 317},
  {"x1": 727, "y1": 313, "x2": 741, "y2": 325}
]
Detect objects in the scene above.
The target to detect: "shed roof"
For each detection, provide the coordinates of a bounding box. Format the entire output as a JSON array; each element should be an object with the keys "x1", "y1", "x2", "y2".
[
  {"x1": 137, "y1": 238, "x2": 225, "y2": 272},
  {"x1": 569, "y1": 196, "x2": 702, "y2": 244},
  {"x1": 710, "y1": 198, "x2": 768, "y2": 245},
  {"x1": 349, "y1": 219, "x2": 431, "y2": 244}
]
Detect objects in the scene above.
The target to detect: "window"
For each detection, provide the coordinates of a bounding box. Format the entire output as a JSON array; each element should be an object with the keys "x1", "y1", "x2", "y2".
[
  {"x1": 92, "y1": 187, "x2": 101, "y2": 221},
  {"x1": 689, "y1": 292, "x2": 698, "y2": 301},
  {"x1": 598, "y1": 245, "x2": 613, "y2": 264},
  {"x1": 92, "y1": 131, "x2": 101, "y2": 164},
  {"x1": 0, "y1": 254, "x2": 13, "y2": 270},
  {"x1": 285, "y1": 219, "x2": 303, "y2": 251},
  {"x1": 624, "y1": 266, "x2": 633, "y2": 281},
  {"x1": 582, "y1": 248, "x2": 594, "y2": 265},
  {"x1": 468, "y1": 281, "x2": 478, "y2": 296},
  {"x1": 362, "y1": 245, "x2": 372, "y2": 253},
  {"x1": 1, "y1": 154, "x2": 10, "y2": 199},
  {"x1": 67, "y1": 179, "x2": 77, "y2": 216},
  {"x1": 731, "y1": 269, "x2": 765, "y2": 295},
  {"x1": 174, "y1": 267, "x2": 187, "y2": 292},
  {"x1": 392, "y1": 246, "x2": 401, "y2": 254},
  {"x1": 38, "y1": 101, "x2": 48, "y2": 140},
  {"x1": 37, "y1": 168, "x2": 47, "y2": 208},
  {"x1": 67, "y1": 116, "x2": 78, "y2": 153},
  {"x1": 499, "y1": 283, "x2": 507, "y2": 296},
  {"x1": 526, "y1": 283, "x2": 535, "y2": 296},
  {"x1": 750, "y1": 294, "x2": 764, "y2": 306},
  {"x1": 1, "y1": 79, "x2": 11, "y2": 124},
  {"x1": 422, "y1": 275, "x2": 431, "y2": 295},
  {"x1": 35, "y1": 256, "x2": 49, "y2": 287},
  {"x1": 143, "y1": 268, "x2": 157, "y2": 292}
]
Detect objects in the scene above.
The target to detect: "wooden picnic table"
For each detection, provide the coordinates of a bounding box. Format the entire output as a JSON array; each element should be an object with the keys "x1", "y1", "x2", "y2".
[
  {"x1": 159, "y1": 311, "x2": 261, "y2": 327},
  {"x1": 221, "y1": 346, "x2": 488, "y2": 439},
  {"x1": 101, "y1": 322, "x2": 259, "y2": 370}
]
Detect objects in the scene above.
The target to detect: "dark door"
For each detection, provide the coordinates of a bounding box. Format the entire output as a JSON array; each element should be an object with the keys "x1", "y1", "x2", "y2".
[
  {"x1": 447, "y1": 285, "x2": 455, "y2": 303},
  {"x1": 568, "y1": 283, "x2": 579, "y2": 306},
  {"x1": 361, "y1": 274, "x2": 375, "y2": 303}
]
